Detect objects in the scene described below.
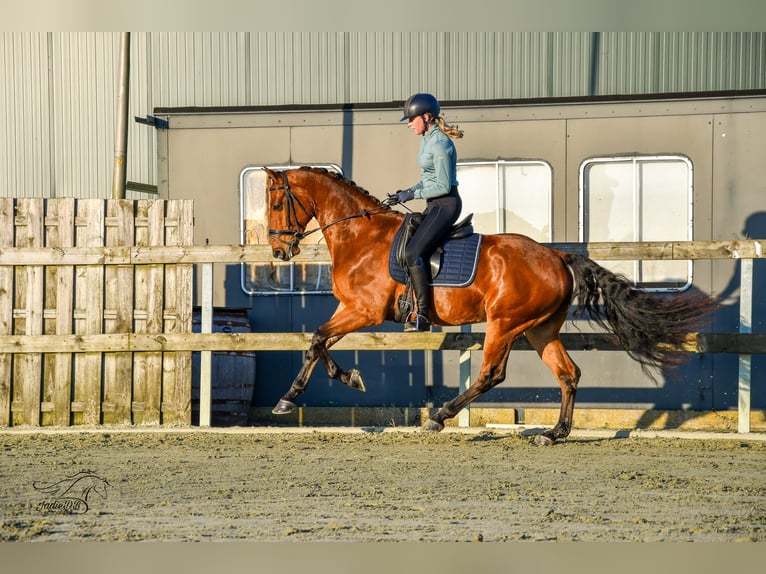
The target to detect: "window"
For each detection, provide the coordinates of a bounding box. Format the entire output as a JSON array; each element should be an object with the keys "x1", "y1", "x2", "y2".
[
  {"x1": 579, "y1": 155, "x2": 693, "y2": 291},
  {"x1": 240, "y1": 164, "x2": 341, "y2": 295},
  {"x1": 456, "y1": 160, "x2": 552, "y2": 241}
]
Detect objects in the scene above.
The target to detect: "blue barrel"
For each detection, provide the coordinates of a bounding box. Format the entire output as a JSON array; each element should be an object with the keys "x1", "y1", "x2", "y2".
[{"x1": 191, "y1": 308, "x2": 256, "y2": 426}]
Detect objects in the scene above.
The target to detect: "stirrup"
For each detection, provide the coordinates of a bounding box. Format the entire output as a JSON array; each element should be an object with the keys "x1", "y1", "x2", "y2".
[{"x1": 404, "y1": 312, "x2": 431, "y2": 332}]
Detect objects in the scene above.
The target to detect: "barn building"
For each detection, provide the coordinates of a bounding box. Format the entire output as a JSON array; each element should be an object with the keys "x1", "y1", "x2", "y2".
[{"x1": 2, "y1": 33, "x2": 765, "y2": 428}]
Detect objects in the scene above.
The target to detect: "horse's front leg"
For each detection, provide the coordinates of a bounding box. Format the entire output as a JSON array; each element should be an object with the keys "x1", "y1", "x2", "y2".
[
  {"x1": 317, "y1": 335, "x2": 366, "y2": 392},
  {"x1": 272, "y1": 305, "x2": 379, "y2": 415},
  {"x1": 272, "y1": 331, "x2": 326, "y2": 414}
]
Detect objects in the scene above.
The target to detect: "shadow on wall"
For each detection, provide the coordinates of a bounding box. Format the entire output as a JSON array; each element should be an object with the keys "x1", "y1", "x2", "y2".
[{"x1": 635, "y1": 211, "x2": 766, "y2": 427}]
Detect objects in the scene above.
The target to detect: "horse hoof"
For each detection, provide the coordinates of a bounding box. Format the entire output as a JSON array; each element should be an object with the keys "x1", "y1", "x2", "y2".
[
  {"x1": 272, "y1": 399, "x2": 296, "y2": 415},
  {"x1": 348, "y1": 369, "x2": 366, "y2": 392},
  {"x1": 535, "y1": 433, "x2": 555, "y2": 447},
  {"x1": 422, "y1": 419, "x2": 444, "y2": 433}
]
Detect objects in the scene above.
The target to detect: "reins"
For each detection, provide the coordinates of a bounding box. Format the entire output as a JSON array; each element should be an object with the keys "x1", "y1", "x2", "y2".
[{"x1": 267, "y1": 171, "x2": 397, "y2": 256}]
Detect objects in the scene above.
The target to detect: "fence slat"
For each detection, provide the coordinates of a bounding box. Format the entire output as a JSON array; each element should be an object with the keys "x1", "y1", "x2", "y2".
[
  {"x1": 44, "y1": 198, "x2": 75, "y2": 426},
  {"x1": 103, "y1": 200, "x2": 135, "y2": 424},
  {"x1": 132, "y1": 200, "x2": 165, "y2": 424},
  {"x1": 0, "y1": 199, "x2": 14, "y2": 426},
  {"x1": 161, "y1": 200, "x2": 194, "y2": 424},
  {"x1": 74, "y1": 200, "x2": 105, "y2": 425},
  {"x1": 14, "y1": 199, "x2": 44, "y2": 426}
]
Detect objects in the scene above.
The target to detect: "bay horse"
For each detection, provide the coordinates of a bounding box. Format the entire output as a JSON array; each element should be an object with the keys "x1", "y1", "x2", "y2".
[{"x1": 264, "y1": 166, "x2": 712, "y2": 445}]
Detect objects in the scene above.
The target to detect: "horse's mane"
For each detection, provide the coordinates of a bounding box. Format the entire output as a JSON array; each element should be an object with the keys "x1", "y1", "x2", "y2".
[{"x1": 298, "y1": 166, "x2": 392, "y2": 210}]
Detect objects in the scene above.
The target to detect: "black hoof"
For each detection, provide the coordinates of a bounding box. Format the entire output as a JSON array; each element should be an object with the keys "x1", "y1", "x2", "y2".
[
  {"x1": 272, "y1": 399, "x2": 296, "y2": 415},
  {"x1": 347, "y1": 369, "x2": 366, "y2": 392},
  {"x1": 422, "y1": 419, "x2": 444, "y2": 432}
]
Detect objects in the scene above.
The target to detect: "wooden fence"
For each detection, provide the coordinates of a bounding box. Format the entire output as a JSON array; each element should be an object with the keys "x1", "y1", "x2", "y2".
[
  {"x1": 0, "y1": 197, "x2": 763, "y2": 430},
  {"x1": 0, "y1": 198, "x2": 193, "y2": 427}
]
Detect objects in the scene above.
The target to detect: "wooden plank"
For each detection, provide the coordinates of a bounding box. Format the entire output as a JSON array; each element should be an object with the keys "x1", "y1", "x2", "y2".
[
  {"x1": 0, "y1": 239, "x2": 764, "y2": 266},
  {"x1": 103, "y1": 200, "x2": 135, "y2": 424},
  {"x1": 13, "y1": 199, "x2": 44, "y2": 426},
  {"x1": 0, "y1": 198, "x2": 14, "y2": 426},
  {"x1": 1, "y1": 331, "x2": 763, "y2": 354},
  {"x1": 175, "y1": 200, "x2": 194, "y2": 425},
  {"x1": 73, "y1": 200, "x2": 105, "y2": 425},
  {"x1": 43, "y1": 198, "x2": 75, "y2": 426},
  {"x1": 693, "y1": 333, "x2": 766, "y2": 354},
  {"x1": 132, "y1": 200, "x2": 164, "y2": 425},
  {"x1": 161, "y1": 200, "x2": 194, "y2": 424}
]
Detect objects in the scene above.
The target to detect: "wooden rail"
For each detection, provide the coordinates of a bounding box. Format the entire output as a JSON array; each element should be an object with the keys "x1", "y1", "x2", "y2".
[
  {"x1": 0, "y1": 331, "x2": 764, "y2": 354},
  {"x1": 0, "y1": 240, "x2": 764, "y2": 266}
]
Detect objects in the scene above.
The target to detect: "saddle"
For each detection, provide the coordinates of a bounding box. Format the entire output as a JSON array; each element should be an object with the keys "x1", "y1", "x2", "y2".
[
  {"x1": 394, "y1": 212, "x2": 475, "y2": 278},
  {"x1": 389, "y1": 213, "x2": 482, "y2": 323}
]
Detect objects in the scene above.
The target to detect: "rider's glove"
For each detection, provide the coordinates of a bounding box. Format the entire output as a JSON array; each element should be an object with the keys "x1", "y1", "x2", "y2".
[{"x1": 395, "y1": 189, "x2": 415, "y2": 203}]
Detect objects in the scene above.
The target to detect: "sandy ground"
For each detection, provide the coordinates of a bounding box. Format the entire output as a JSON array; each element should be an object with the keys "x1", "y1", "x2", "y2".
[{"x1": 1, "y1": 427, "x2": 764, "y2": 542}]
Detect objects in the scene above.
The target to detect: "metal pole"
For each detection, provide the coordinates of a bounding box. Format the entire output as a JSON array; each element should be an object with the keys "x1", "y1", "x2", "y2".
[
  {"x1": 199, "y1": 263, "x2": 214, "y2": 427},
  {"x1": 737, "y1": 258, "x2": 753, "y2": 433},
  {"x1": 112, "y1": 32, "x2": 130, "y2": 199}
]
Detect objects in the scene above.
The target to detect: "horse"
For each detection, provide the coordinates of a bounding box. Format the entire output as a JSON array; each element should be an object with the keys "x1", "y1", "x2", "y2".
[{"x1": 264, "y1": 166, "x2": 713, "y2": 445}]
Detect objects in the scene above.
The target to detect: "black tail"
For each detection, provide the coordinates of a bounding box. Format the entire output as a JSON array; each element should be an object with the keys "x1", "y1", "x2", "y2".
[{"x1": 563, "y1": 253, "x2": 716, "y2": 375}]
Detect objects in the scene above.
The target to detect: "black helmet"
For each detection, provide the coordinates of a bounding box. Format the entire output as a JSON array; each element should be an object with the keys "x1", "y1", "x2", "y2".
[{"x1": 400, "y1": 93, "x2": 440, "y2": 121}]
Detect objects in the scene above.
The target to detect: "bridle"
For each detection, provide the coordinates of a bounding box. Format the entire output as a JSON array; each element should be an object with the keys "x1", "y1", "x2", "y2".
[
  {"x1": 267, "y1": 172, "x2": 313, "y2": 258},
  {"x1": 267, "y1": 171, "x2": 393, "y2": 259}
]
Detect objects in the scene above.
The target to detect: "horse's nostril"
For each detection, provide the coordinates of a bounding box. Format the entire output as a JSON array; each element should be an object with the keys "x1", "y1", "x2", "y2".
[{"x1": 273, "y1": 249, "x2": 286, "y2": 261}]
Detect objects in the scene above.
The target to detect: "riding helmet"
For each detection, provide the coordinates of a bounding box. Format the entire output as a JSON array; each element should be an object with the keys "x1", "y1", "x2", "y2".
[{"x1": 400, "y1": 93, "x2": 440, "y2": 121}]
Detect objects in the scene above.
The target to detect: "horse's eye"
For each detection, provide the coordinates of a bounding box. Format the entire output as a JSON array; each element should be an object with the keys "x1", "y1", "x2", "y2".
[{"x1": 272, "y1": 202, "x2": 283, "y2": 211}]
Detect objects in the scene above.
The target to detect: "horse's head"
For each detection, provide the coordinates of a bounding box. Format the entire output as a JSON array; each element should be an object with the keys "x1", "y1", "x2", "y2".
[{"x1": 264, "y1": 167, "x2": 315, "y2": 261}]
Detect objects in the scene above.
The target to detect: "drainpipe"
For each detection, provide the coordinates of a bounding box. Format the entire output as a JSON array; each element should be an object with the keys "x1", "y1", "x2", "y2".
[{"x1": 112, "y1": 32, "x2": 130, "y2": 199}]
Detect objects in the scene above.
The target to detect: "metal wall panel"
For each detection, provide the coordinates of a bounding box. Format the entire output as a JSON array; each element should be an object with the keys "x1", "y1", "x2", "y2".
[
  {"x1": 1, "y1": 32, "x2": 765, "y2": 200},
  {"x1": 1, "y1": 32, "x2": 51, "y2": 198}
]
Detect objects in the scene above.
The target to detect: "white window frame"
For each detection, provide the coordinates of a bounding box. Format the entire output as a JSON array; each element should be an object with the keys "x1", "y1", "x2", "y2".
[
  {"x1": 578, "y1": 155, "x2": 694, "y2": 292},
  {"x1": 239, "y1": 164, "x2": 341, "y2": 296},
  {"x1": 456, "y1": 160, "x2": 553, "y2": 241}
]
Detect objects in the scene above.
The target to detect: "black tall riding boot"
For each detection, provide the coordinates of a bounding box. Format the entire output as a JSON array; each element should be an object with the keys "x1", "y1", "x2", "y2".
[{"x1": 405, "y1": 259, "x2": 432, "y2": 332}]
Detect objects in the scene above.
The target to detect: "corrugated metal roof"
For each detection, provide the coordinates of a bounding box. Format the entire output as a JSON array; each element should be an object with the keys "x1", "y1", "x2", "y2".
[{"x1": 1, "y1": 32, "x2": 764, "y2": 199}]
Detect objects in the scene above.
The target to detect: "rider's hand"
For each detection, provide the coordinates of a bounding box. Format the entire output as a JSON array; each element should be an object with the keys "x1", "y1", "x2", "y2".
[
  {"x1": 395, "y1": 189, "x2": 415, "y2": 203},
  {"x1": 385, "y1": 192, "x2": 401, "y2": 205}
]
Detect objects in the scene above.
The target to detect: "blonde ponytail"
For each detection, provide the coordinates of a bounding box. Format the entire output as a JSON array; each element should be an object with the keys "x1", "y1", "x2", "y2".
[{"x1": 435, "y1": 116, "x2": 464, "y2": 139}]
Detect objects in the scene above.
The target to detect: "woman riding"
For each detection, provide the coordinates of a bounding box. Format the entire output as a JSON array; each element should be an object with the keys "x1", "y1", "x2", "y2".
[{"x1": 390, "y1": 93, "x2": 464, "y2": 332}]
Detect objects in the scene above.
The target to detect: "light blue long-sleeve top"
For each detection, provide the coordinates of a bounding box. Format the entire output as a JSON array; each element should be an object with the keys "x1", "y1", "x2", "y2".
[{"x1": 409, "y1": 125, "x2": 458, "y2": 200}]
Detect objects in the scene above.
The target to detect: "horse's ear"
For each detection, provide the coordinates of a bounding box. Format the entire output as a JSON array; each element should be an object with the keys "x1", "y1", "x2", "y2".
[{"x1": 262, "y1": 167, "x2": 277, "y2": 180}]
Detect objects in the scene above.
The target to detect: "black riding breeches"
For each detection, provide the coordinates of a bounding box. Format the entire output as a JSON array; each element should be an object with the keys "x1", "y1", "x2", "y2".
[{"x1": 404, "y1": 190, "x2": 462, "y2": 268}]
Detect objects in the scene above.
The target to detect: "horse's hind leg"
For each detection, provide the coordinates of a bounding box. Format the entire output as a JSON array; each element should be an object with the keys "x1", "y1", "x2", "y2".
[
  {"x1": 525, "y1": 325, "x2": 581, "y2": 446},
  {"x1": 425, "y1": 320, "x2": 522, "y2": 432}
]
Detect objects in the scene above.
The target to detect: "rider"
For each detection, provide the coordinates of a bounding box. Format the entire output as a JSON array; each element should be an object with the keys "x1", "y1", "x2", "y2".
[{"x1": 390, "y1": 93, "x2": 464, "y2": 332}]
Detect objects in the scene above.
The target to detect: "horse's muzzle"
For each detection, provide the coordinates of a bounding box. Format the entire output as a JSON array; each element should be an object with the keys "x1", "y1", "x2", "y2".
[{"x1": 272, "y1": 248, "x2": 289, "y2": 261}]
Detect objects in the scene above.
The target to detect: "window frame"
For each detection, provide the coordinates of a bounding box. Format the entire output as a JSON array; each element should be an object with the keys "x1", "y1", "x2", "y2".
[
  {"x1": 578, "y1": 154, "x2": 694, "y2": 292},
  {"x1": 239, "y1": 163, "x2": 342, "y2": 296},
  {"x1": 456, "y1": 159, "x2": 554, "y2": 241}
]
